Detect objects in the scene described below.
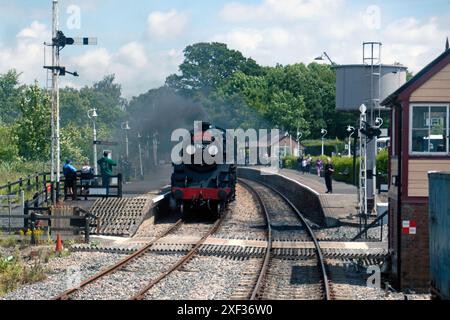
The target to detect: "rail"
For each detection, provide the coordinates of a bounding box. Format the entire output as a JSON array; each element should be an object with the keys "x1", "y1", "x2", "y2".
[
  {"x1": 240, "y1": 178, "x2": 331, "y2": 301},
  {"x1": 238, "y1": 179, "x2": 273, "y2": 300},
  {"x1": 54, "y1": 219, "x2": 184, "y2": 300}
]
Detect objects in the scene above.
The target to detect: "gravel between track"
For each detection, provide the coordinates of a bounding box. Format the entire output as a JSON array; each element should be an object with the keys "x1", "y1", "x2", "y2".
[
  {"x1": 69, "y1": 253, "x2": 185, "y2": 300},
  {"x1": 143, "y1": 255, "x2": 248, "y2": 300}
]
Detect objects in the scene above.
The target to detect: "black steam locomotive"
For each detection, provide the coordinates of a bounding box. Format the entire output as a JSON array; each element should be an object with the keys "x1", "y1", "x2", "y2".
[{"x1": 170, "y1": 123, "x2": 237, "y2": 217}]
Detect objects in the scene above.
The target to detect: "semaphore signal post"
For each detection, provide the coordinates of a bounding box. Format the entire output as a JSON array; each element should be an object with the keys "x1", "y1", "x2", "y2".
[{"x1": 43, "y1": 0, "x2": 96, "y2": 202}]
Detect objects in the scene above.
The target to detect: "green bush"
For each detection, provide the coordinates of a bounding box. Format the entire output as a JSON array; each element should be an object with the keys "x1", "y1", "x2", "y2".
[
  {"x1": 0, "y1": 124, "x2": 19, "y2": 162},
  {"x1": 282, "y1": 155, "x2": 299, "y2": 169},
  {"x1": 302, "y1": 139, "x2": 346, "y2": 156},
  {"x1": 0, "y1": 161, "x2": 50, "y2": 187},
  {"x1": 0, "y1": 250, "x2": 47, "y2": 296},
  {"x1": 377, "y1": 149, "x2": 388, "y2": 175},
  {"x1": 310, "y1": 151, "x2": 388, "y2": 186},
  {"x1": 331, "y1": 156, "x2": 359, "y2": 185}
]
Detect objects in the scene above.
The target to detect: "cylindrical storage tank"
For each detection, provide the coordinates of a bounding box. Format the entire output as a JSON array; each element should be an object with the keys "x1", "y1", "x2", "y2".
[
  {"x1": 428, "y1": 172, "x2": 450, "y2": 300},
  {"x1": 335, "y1": 64, "x2": 408, "y2": 111}
]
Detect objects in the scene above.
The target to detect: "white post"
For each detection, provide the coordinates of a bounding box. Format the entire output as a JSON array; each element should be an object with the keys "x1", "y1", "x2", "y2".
[
  {"x1": 153, "y1": 133, "x2": 158, "y2": 166},
  {"x1": 93, "y1": 121, "x2": 98, "y2": 175},
  {"x1": 51, "y1": 0, "x2": 60, "y2": 202},
  {"x1": 348, "y1": 128, "x2": 355, "y2": 157},
  {"x1": 139, "y1": 142, "x2": 143, "y2": 178},
  {"x1": 321, "y1": 129, "x2": 328, "y2": 156},
  {"x1": 125, "y1": 131, "x2": 129, "y2": 159}
]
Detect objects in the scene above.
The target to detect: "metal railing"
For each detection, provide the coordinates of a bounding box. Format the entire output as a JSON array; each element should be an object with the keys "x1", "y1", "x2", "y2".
[
  {"x1": 352, "y1": 210, "x2": 388, "y2": 241},
  {"x1": 0, "y1": 206, "x2": 99, "y2": 243},
  {"x1": 0, "y1": 172, "x2": 122, "y2": 234}
]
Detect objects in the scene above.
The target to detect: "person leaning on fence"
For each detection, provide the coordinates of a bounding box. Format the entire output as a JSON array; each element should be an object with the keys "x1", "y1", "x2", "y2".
[
  {"x1": 98, "y1": 151, "x2": 117, "y2": 196},
  {"x1": 81, "y1": 161, "x2": 94, "y2": 200},
  {"x1": 63, "y1": 160, "x2": 78, "y2": 201}
]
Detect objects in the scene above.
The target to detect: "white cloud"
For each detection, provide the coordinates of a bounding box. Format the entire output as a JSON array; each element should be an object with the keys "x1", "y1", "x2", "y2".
[
  {"x1": 117, "y1": 42, "x2": 148, "y2": 68},
  {"x1": 68, "y1": 44, "x2": 182, "y2": 97},
  {"x1": 0, "y1": 21, "x2": 182, "y2": 98},
  {"x1": 220, "y1": 0, "x2": 342, "y2": 22},
  {"x1": 0, "y1": 21, "x2": 50, "y2": 84},
  {"x1": 215, "y1": 1, "x2": 450, "y2": 74},
  {"x1": 147, "y1": 10, "x2": 189, "y2": 39},
  {"x1": 213, "y1": 27, "x2": 297, "y2": 65}
]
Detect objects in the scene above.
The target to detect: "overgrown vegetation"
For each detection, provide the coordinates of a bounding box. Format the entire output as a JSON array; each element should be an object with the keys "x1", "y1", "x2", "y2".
[{"x1": 0, "y1": 249, "x2": 48, "y2": 296}]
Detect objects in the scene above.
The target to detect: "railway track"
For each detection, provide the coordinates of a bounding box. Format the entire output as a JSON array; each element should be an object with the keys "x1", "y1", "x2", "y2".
[
  {"x1": 53, "y1": 211, "x2": 226, "y2": 300},
  {"x1": 235, "y1": 179, "x2": 330, "y2": 301},
  {"x1": 130, "y1": 215, "x2": 225, "y2": 300},
  {"x1": 53, "y1": 219, "x2": 184, "y2": 300}
]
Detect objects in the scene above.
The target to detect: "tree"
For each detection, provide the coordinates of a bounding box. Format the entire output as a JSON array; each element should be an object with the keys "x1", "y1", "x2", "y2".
[
  {"x1": 16, "y1": 82, "x2": 51, "y2": 161},
  {"x1": 166, "y1": 42, "x2": 263, "y2": 95},
  {"x1": 0, "y1": 123, "x2": 19, "y2": 162},
  {"x1": 0, "y1": 70, "x2": 24, "y2": 124},
  {"x1": 80, "y1": 75, "x2": 126, "y2": 127}
]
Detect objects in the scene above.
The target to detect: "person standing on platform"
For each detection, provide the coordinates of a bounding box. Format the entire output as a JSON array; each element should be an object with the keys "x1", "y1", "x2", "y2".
[
  {"x1": 301, "y1": 157, "x2": 307, "y2": 175},
  {"x1": 297, "y1": 156, "x2": 303, "y2": 172},
  {"x1": 63, "y1": 160, "x2": 78, "y2": 201},
  {"x1": 81, "y1": 161, "x2": 94, "y2": 200},
  {"x1": 316, "y1": 159, "x2": 323, "y2": 177},
  {"x1": 324, "y1": 157, "x2": 335, "y2": 194},
  {"x1": 306, "y1": 155, "x2": 312, "y2": 174},
  {"x1": 98, "y1": 151, "x2": 117, "y2": 196}
]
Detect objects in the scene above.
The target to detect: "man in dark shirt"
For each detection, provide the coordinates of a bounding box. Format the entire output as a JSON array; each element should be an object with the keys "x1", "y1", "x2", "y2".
[
  {"x1": 63, "y1": 160, "x2": 78, "y2": 201},
  {"x1": 324, "y1": 157, "x2": 335, "y2": 194}
]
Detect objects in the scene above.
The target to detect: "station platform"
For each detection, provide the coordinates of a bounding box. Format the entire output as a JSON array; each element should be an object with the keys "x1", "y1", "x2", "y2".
[
  {"x1": 238, "y1": 167, "x2": 359, "y2": 226},
  {"x1": 279, "y1": 168, "x2": 359, "y2": 223}
]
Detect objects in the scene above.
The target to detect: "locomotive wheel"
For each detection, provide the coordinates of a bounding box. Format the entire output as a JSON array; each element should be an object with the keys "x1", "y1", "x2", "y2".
[
  {"x1": 169, "y1": 196, "x2": 177, "y2": 212},
  {"x1": 215, "y1": 202, "x2": 224, "y2": 219},
  {"x1": 180, "y1": 202, "x2": 185, "y2": 215}
]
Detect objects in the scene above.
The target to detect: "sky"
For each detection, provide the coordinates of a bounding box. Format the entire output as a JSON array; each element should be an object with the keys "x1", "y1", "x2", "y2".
[{"x1": 0, "y1": 0, "x2": 449, "y2": 98}]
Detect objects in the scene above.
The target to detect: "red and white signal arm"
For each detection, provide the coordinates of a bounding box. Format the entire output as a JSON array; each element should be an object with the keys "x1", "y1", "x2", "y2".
[{"x1": 402, "y1": 220, "x2": 417, "y2": 235}]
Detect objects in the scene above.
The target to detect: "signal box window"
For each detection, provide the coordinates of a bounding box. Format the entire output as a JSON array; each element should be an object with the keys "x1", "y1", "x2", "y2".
[{"x1": 411, "y1": 105, "x2": 448, "y2": 154}]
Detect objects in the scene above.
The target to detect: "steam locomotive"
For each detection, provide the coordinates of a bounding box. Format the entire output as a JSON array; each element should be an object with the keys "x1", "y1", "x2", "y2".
[{"x1": 170, "y1": 122, "x2": 237, "y2": 217}]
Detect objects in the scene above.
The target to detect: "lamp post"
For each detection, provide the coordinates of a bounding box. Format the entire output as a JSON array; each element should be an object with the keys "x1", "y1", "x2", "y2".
[
  {"x1": 297, "y1": 131, "x2": 303, "y2": 157},
  {"x1": 314, "y1": 52, "x2": 337, "y2": 66},
  {"x1": 121, "y1": 121, "x2": 131, "y2": 159},
  {"x1": 137, "y1": 133, "x2": 144, "y2": 180},
  {"x1": 347, "y1": 126, "x2": 356, "y2": 157},
  {"x1": 87, "y1": 109, "x2": 98, "y2": 175},
  {"x1": 152, "y1": 131, "x2": 159, "y2": 167},
  {"x1": 321, "y1": 129, "x2": 328, "y2": 156}
]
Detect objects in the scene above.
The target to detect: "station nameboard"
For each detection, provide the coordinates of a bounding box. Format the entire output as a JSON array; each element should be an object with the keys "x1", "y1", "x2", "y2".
[{"x1": 93, "y1": 141, "x2": 119, "y2": 146}]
